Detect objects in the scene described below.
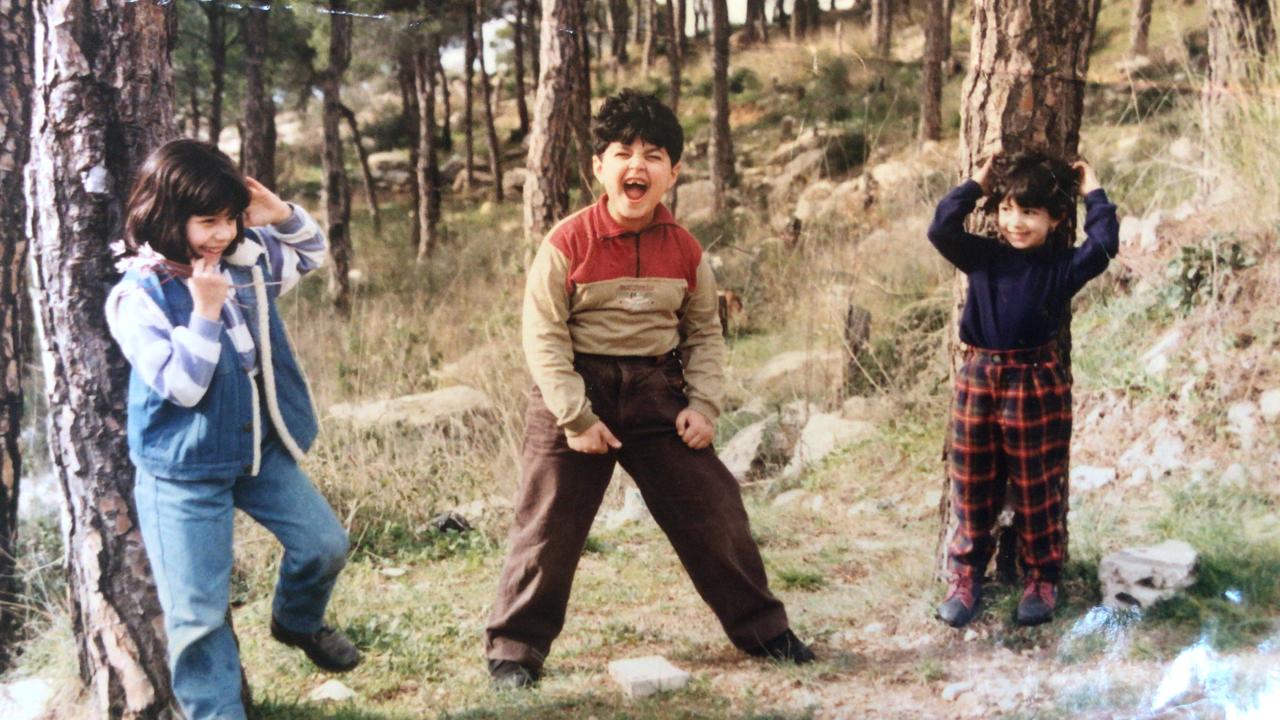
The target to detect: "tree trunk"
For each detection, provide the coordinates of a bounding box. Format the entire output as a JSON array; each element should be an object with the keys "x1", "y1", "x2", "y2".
[
  {"x1": 438, "y1": 62, "x2": 454, "y2": 152},
  {"x1": 524, "y1": 0, "x2": 588, "y2": 246},
  {"x1": 666, "y1": 0, "x2": 681, "y2": 214},
  {"x1": 463, "y1": 3, "x2": 477, "y2": 192},
  {"x1": 942, "y1": 0, "x2": 954, "y2": 64},
  {"x1": 790, "y1": 0, "x2": 808, "y2": 40},
  {"x1": 242, "y1": 5, "x2": 277, "y2": 190},
  {"x1": 186, "y1": 61, "x2": 202, "y2": 139},
  {"x1": 476, "y1": 0, "x2": 504, "y2": 202},
  {"x1": 399, "y1": 47, "x2": 422, "y2": 247},
  {"x1": 1203, "y1": 1, "x2": 1275, "y2": 157},
  {"x1": 514, "y1": 0, "x2": 532, "y2": 138},
  {"x1": 323, "y1": 0, "x2": 353, "y2": 315},
  {"x1": 0, "y1": 0, "x2": 31, "y2": 668},
  {"x1": 608, "y1": 0, "x2": 630, "y2": 63},
  {"x1": 203, "y1": 2, "x2": 226, "y2": 145},
  {"x1": 530, "y1": 0, "x2": 541, "y2": 82},
  {"x1": 573, "y1": 0, "x2": 594, "y2": 196},
  {"x1": 633, "y1": 0, "x2": 645, "y2": 45},
  {"x1": 643, "y1": 0, "x2": 657, "y2": 74},
  {"x1": 678, "y1": 0, "x2": 688, "y2": 55},
  {"x1": 872, "y1": 0, "x2": 893, "y2": 58},
  {"x1": 27, "y1": 1, "x2": 180, "y2": 715},
  {"x1": 742, "y1": 0, "x2": 768, "y2": 44},
  {"x1": 920, "y1": 0, "x2": 945, "y2": 141},
  {"x1": 937, "y1": 0, "x2": 1102, "y2": 583},
  {"x1": 1130, "y1": 0, "x2": 1154, "y2": 57},
  {"x1": 710, "y1": 0, "x2": 733, "y2": 214},
  {"x1": 339, "y1": 104, "x2": 381, "y2": 232},
  {"x1": 415, "y1": 32, "x2": 442, "y2": 260}
]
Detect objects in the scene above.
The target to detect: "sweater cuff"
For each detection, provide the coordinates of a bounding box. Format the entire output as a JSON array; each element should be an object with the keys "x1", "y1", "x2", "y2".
[
  {"x1": 563, "y1": 409, "x2": 600, "y2": 436},
  {"x1": 1084, "y1": 188, "x2": 1110, "y2": 206},
  {"x1": 271, "y1": 203, "x2": 306, "y2": 234},
  {"x1": 189, "y1": 313, "x2": 223, "y2": 342},
  {"x1": 957, "y1": 179, "x2": 984, "y2": 198},
  {"x1": 686, "y1": 399, "x2": 720, "y2": 424}
]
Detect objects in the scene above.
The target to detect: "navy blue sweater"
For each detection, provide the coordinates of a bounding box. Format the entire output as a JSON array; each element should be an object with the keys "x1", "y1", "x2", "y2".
[{"x1": 927, "y1": 180, "x2": 1120, "y2": 350}]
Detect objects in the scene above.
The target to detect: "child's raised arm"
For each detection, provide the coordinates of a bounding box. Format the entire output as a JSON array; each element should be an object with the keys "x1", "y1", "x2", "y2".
[
  {"x1": 926, "y1": 157, "x2": 1001, "y2": 273},
  {"x1": 242, "y1": 177, "x2": 327, "y2": 297},
  {"x1": 1066, "y1": 160, "x2": 1119, "y2": 295}
]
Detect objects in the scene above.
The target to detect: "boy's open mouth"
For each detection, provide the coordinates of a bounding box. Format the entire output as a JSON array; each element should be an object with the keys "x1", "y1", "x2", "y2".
[{"x1": 622, "y1": 179, "x2": 649, "y2": 201}]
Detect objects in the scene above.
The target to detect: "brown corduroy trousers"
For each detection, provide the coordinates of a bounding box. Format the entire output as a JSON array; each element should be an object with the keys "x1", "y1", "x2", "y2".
[{"x1": 484, "y1": 353, "x2": 790, "y2": 669}]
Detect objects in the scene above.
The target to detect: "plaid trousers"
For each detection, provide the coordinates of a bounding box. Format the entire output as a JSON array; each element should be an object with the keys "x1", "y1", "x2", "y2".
[{"x1": 947, "y1": 343, "x2": 1071, "y2": 583}]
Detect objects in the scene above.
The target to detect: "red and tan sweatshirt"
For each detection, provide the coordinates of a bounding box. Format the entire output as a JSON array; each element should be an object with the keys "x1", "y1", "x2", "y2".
[{"x1": 523, "y1": 194, "x2": 726, "y2": 435}]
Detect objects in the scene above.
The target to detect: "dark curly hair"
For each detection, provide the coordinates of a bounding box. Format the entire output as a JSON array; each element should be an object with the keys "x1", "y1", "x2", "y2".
[
  {"x1": 124, "y1": 138, "x2": 250, "y2": 264},
  {"x1": 982, "y1": 152, "x2": 1079, "y2": 247},
  {"x1": 591, "y1": 89, "x2": 684, "y2": 164}
]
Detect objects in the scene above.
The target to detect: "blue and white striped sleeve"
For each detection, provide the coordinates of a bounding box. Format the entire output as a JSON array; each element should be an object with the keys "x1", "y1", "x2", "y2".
[
  {"x1": 105, "y1": 279, "x2": 223, "y2": 408},
  {"x1": 253, "y1": 203, "x2": 327, "y2": 296}
]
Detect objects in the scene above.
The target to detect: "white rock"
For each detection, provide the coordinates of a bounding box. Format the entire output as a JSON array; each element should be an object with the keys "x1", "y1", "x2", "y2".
[
  {"x1": 380, "y1": 567, "x2": 407, "y2": 578},
  {"x1": 805, "y1": 494, "x2": 827, "y2": 513},
  {"x1": 863, "y1": 622, "x2": 885, "y2": 635},
  {"x1": 0, "y1": 678, "x2": 55, "y2": 720},
  {"x1": 675, "y1": 179, "x2": 716, "y2": 225},
  {"x1": 327, "y1": 386, "x2": 495, "y2": 431},
  {"x1": 1259, "y1": 389, "x2": 1280, "y2": 422},
  {"x1": 1142, "y1": 330, "x2": 1183, "y2": 376},
  {"x1": 605, "y1": 487, "x2": 651, "y2": 529},
  {"x1": 308, "y1": 679, "x2": 358, "y2": 702},
  {"x1": 772, "y1": 489, "x2": 811, "y2": 508},
  {"x1": 1227, "y1": 401, "x2": 1260, "y2": 448},
  {"x1": 1220, "y1": 463, "x2": 1248, "y2": 488},
  {"x1": 1099, "y1": 540, "x2": 1198, "y2": 609},
  {"x1": 942, "y1": 680, "x2": 975, "y2": 701},
  {"x1": 1071, "y1": 466, "x2": 1116, "y2": 492},
  {"x1": 782, "y1": 414, "x2": 875, "y2": 478},
  {"x1": 1168, "y1": 137, "x2": 1197, "y2": 163},
  {"x1": 793, "y1": 180, "x2": 836, "y2": 224},
  {"x1": 718, "y1": 418, "x2": 774, "y2": 483},
  {"x1": 1125, "y1": 467, "x2": 1152, "y2": 487},
  {"x1": 963, "y1": 629, "x2": 979, "y2": 642},
  {"x1": 607, "y1": 656, "x2": 691, "y2": 699}
]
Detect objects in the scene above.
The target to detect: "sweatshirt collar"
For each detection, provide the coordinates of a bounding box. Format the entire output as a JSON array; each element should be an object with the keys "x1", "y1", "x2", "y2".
[{"x1": 591, "y1": 193, "x2": 679, "y2": 239}]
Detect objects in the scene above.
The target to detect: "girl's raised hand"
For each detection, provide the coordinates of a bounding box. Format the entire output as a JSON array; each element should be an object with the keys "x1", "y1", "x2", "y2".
[
  {"x1": 1072, "y1": 160, "x2": 1101, "y2": 195},
  {"x1": 972, "y1": 156, "x2": 996, "y2": 194},
  {"x1": 190, "y1": 257, "x2": 231, "y2": 322},
  {"x1": 242, "y1": 176, "x2": 292, "y2": 227}
]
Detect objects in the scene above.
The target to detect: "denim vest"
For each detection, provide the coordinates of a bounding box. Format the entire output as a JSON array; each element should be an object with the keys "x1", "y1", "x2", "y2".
[{"x1": 125, "y1": 241, "x2": 319, "y2": 480}]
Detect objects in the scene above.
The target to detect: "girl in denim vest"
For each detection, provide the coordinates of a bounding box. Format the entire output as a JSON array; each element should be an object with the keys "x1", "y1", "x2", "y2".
[{"x1": 106, "y1": 139, "x2": 358, "y2": 720}]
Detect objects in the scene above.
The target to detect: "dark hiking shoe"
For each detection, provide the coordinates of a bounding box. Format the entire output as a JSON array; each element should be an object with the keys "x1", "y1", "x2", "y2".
[
  {"x1": 488, "y1": 659, "x2": 540, "y2": 690},
  {"x1": 745, "y1": 629, "x2": 816, "y2": 664},
  {"x1": 1016, "y1": 581, "x2": 1058, "y2": 626},
  {"x1": 270, "y1": 618, "x2": 361, "y2": 672},
  {"x1": 937, "y1": 572, "x2": 983, "y2": 628}
]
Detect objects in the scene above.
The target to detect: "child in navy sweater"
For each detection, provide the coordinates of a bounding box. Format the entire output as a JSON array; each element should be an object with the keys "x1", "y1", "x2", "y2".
[{"x1": 928, "y1": 152, "x2": 1119, "y2": 628}]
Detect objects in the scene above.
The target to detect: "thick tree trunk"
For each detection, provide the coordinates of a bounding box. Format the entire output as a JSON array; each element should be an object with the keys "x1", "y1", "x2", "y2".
[
  {"x1": 524, "y1": 0, "x2": 588, "y2": 246},
  {"x1": 242, "y1": 5, "x2": 277, "y2": 190},
  {"x1": 678, "y1": 0, "x2": 688, "y2": 55},
  {"x1": 937, "y1": 0, "x2": 1102, "y2": 582},
  {"x1": 339, "y1": 105, "x2": 381, "y2": 232},
  {"x1": 464, "y1": 3, "x2": 477, "y2": 191},
  {"x1": 608, "y1": 0, "x2": 630, "y2": 63},
  {"x1": 399, "y1": 47, "x2": 422, "y2": 247},
  {"x1": 476, "y1": 0, "x2": 504, "y2": 202},
  {"x1": 514, "y1": 0, "x2": 532, "y2": 138},
  {"x1": 872, "y1": 0, "x2": 893, "y2": 58},
  {"x1": 323, "y1": 1, "x2": 353, "y2": 315},
  {"x1": 27, "y1": 1, "x2": 179, "y2": 715},
  {"x1": 790, "y1": 0, "x2": 809, "y2": 40},
  {"x1": 1130, "y1": 0, "x2": 1154, "y2": 56},
  {"x1": 203, "y1": 3, "x2": 226, "y2": 145},
  {"x1": 710, "y1": 0, "x2": 733, "y2": 214},
  {"x1": 920, "y1": 0, "x2": 945, "y2": 141},
  {"x1": 0, "y1": 0, "x2": 31, "y2": 667},
  {"x1": 415, "y1": 33, "x2": 442, "y2": 261},
  {"x1": 438, "y1": 62, "x2": 454, "y2": 152},
  {"x1": 742, "y1": 0, "x2": 768, "y2": 45},
  {"x1": 634, "y1": 0, "x2": 645, "y2": 45}
]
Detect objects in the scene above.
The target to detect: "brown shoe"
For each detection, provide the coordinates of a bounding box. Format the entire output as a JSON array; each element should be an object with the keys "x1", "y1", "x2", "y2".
[
  {"x1": 937, "y1": 571, "x2": 983, "y2": 628},
  {"x1": 1016, "y1": 581, "x2": 1057, "y2": 626},
  {"x1": 270, "y1": 618, "x2": 361, "y2": 672}
]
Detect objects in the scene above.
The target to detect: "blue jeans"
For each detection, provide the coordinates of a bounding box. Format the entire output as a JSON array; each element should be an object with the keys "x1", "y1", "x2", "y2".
[{"x1": 134, "y1": 440, "x2": 349, "y2": 720}]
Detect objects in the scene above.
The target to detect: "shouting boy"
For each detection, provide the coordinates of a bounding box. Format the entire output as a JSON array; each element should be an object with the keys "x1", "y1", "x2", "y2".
[{"x1": 484, "y1": 90, "x2": 814, "y2": 689}]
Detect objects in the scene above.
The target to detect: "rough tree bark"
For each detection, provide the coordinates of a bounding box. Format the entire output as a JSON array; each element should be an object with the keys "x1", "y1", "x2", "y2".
[
  {"x1": 872, "y1": 0, "x2": 893, "y2": 58},
  {"x1": 322, "y1": 0, "x2": 354, "y2": 315},
  {"x1": 920, "y1": 0, "x2": 945, "y2": 141},
  {"x1": 1130, "y1": 0, "x2": 1154, "y2": 57},
  {"x1": 513, "y1": 0, "x2": 532, "y2": 138},
  {"x1": 242, "y1": 4, "x2": 277, "y2": 190},
  {"x1": 338, "y1": 104, "x2": 381, "y2": 232},
  {"x1": 463, "y1": 2, "x2": 477, "y2": 191},
  {"x1": 476, "y1": 0, "x2": 504, "y2": 202},
  {"x1": 524, "y1": 0, "x2": 588, "y2": 246},
  {"x1": 0, "y1": 0, "x2": 31, "y2": 668},
  {"x1": 710, "y1": 0, "x2": 733, "y2": 214},
  {"x1": 936, "y1": 0, "x2": 1102, "y2": 582},
  {"x1": 27, "y1": 1, "x2": 178, "y2": 715},
  {"x1": 399, "y1": 46, "x2": 422, "y2": 248},
  {"x1": 203, "y1": 1, "x2": 226, "y2": 145},
  {"x1": 415, "y1": 31, "x2": 443, "y2": 260}
]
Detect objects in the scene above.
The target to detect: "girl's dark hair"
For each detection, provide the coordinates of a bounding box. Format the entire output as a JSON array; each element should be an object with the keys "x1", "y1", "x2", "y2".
[
  {"x1": 124, "y1": 138, "x2": 250, "y2": 263},
  {"x1": 591, "y1": 89, "x2": 684, "y2": 163},
  {"x1": 982, "y1": 151, "x2": 1079, "y2": 224}
]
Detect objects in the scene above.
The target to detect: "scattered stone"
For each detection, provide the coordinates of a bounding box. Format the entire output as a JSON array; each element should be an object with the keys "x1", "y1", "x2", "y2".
[
  {"x1": 1259, "y1": 389, "x2": 1280, "y2": 422},
  {"x1": 380, "y1": 566, "x2": 407, "y2": 578},
  {"x1": 719, "y1": 417, "x2": 774, "y2": 483},
  {"x1": 793, "y1": 180, "x2": 836, "y2": 224},
  {"x1": 863, "y1": 622, "x2": 885, "y2": 635},
  {"x1": 1100, "y1": 540, "x2": 1198, "y2": 609},
  {"x1": 805, "y1": 494, "x2": 826, "y2": 513},
  {"x1": 1142, "y1": 329, "x2": 1183, "y2": 376},
  {"x1": 942, "y1": 680, "x2": 975, "y2": 702},
  {"x1": 502, "y1": 167, "x2": 528, "y2": 196},
  {"x1": 607, "y1": 656, "x2": 691, "y2": 699},
  {"x1": 307, "y1": 679, "x2": 358, "y2": 702},
  {"x1": 327, "y1": 385, "x2": 496, "y2": 431},
  {"x1": 1219, "y1": 463, "x2": 1248, "y2": 488},
  {"x1": 1227, "y1": 401, "x2": 1259, "y2": 448},
  {"x1": 963, "y1": 629, "x2": 979, "y2": 643},
  {"x1": 1071, "y1": 466, "x2": 1117, "y2": 492},
  {"x1": 782, "y1": 413, "x2": 875, "y2": 478},
  {"x1": 605, "y1": 487, "x2": 651, "y2": 529},
  {"x1": 0, "y1": 677, "x2": 54, "y2": 720},
  {"x1": 675, "y1": 179, "x2": 716, "y2": 225},
  {"x1": 772, "y1": 489, "x2": 811, "y2": 508},
  {"x1": 1126, "y1": 467, "x2": 1152, "y2": 487},
  {"x1": 1168, "y1": 136, "x2": 1197, "y2": 163}
]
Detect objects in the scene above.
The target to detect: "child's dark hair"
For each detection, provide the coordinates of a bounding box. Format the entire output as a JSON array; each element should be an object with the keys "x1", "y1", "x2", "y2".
[
  {"x1": 982, "y1": 151, "x2": 1079, "y2": 227},
  {"x1": 591, "y1": 89, "x2": 684, "y2": 164},
  {"x1": 124, "y1": 138, "x2": 250, "y2": 263}
]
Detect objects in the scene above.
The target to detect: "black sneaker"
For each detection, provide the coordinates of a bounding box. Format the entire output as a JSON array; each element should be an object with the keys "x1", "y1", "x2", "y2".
[
  {"x1": 270, "y1": 618, "x2": 361, "y2": 672},
  {"x1": 488, "y1": 659, "x2": 540, "y2": 690},
  {"x1": 745, "y1": 629, "x2": 816, "y2": 664}
]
